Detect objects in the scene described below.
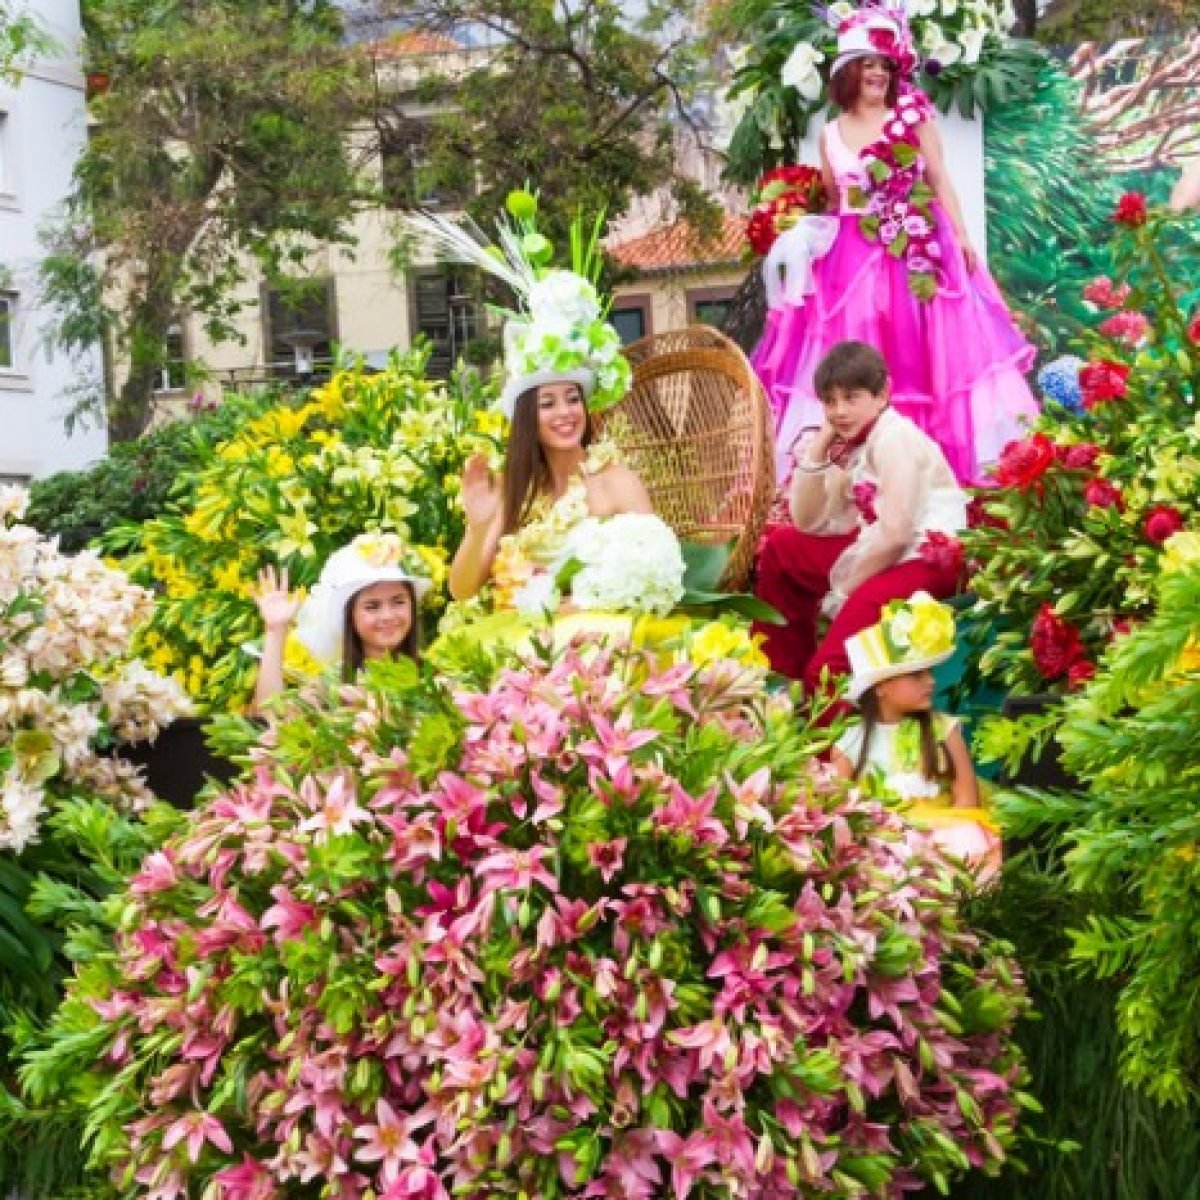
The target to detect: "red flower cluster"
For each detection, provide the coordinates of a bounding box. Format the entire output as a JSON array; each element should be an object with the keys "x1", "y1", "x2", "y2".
[
  {"x1": 993, "y1": 433, "x2": 1057, "y2": 492},
  {"x1": 966, "y1": 495, "x2": 1007, "y2": 531},
  {"x1": 1113, "y1": 191, "x2": 1149, "y2": 227},
  {"x1": 1082, "y1": 276, "x2": 1131, "y2": 309},
  {"x1": 746, "y1": 165, "x2": 827, "y2": 256},
  {"x1": 918, "y1": 531, "x2": 965, "y2": 577},
  {"x1": 1079, "y1": 360, "x2": 1131, "y2": 410},
  {"x1": 1083, "y1": 477, "x2": 1124, "y2": 510},
  {"x1": 1098, "y1": 310, "x2": 1150, "y2": 347},
  {"x1": 1188, "y1": 312, "x2": 1200, "y2": 345},
  {"x1": 1143, "y1": 504, "x2": 1185, "y2": 545},
  {"x1": 1056, "y1": 442, "x2": 1101, "y2": 470},
  {"x1": 1031, "y1": 603, "x2": 1088, "y2": 683}
]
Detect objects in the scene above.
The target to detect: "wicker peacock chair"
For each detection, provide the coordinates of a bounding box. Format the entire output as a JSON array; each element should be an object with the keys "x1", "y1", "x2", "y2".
[{"x1": 596, "y1": 325, "x2": 776, "y2": 592}]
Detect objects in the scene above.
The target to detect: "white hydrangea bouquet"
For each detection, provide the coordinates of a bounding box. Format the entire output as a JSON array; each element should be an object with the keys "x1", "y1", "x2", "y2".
[
  {"x1": 0, "y1": 486, "x2": 190, "y2": 851},
  {"x1": 514, "y1": 513, "x2": 687, "y2": 617}
]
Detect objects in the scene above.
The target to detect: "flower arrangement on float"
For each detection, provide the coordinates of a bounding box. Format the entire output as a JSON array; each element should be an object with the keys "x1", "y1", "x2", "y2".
[
  {"x1": 16, "y1": 634, "x2": 1032, "y2": 1199},
  {"x1": 0, "y1": 487, "x2": 189, "y2": 852},
  {"x1": 719, "y1": 0, "x2": 1042, "y2": 186},
  {"x1": 961, "y1": 192, "x2": 1200, "y2": 694},
  {"x1": 992, "y1": 533, "x2": 1200, "y2": 1108},
  {"x1": 102, "y1": 350, "x2": 500, "y2": 711},
  {"x1": 745, "y1": 165, "x2": 828, "y2": 256}
]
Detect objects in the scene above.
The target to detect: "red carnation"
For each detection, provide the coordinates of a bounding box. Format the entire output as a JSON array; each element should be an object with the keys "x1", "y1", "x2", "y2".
[
  {"x1": 1188, "y1": 312, "x2": 1200, "y2": 344},
  {"x1": 1057, "y1": 442, "x2": 1101, "y2": 471},
  {"x1": 1113, "y1": 191, "x2": 1148, "y2": 226},
  {"x1": 1079, "y1": 360, "x2": 1131, "y2": 410},
  {"x1": 1143, "y1": 504, "x2": 1185, "y2": 545},
  {"x1": 966, "y1": 495, "x2": 1008, "y2": 531},
  {"x1": 993, "y1": 433, "x2": 1058, "y2": 492},
  {"x1": 918, "y1": 531, "x2": 965, "y2": 577},
  {"x1": 1083, "y1": 477, "x2": 1124, "y2": 510},
  {"x1": 1031, "y1": 603, "x2": 1086, "y2": 681},
  {"x1": 1067, "y1": 659, "x2": 1097, "y2": 690},
  {"x1": 1098, "y1": 310, "x2": 1150, "y2": 347}
]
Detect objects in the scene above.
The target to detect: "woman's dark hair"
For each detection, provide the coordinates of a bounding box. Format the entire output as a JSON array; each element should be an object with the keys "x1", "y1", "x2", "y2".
[
  {"x1": 500, "y1": 383, "x2": 593, "y2": 536},
  {"x1": 829, "y1": 55, "x2": 899, "y2": 111},
  {"x1": 853, "y1": 686, "x2": 955, "y2": 785},
  {"x1": 341, "y1": 580, "x2": 422, "y2": 683},
  {"x1": 813, "y1": 339, "x2": 889, "y2": 400}
]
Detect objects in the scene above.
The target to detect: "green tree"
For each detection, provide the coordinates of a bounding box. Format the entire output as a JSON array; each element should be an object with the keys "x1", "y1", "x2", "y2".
[
  {"x1": 364, "y1": 0, "x2": 720, "y2": 248},
  {"x1": 43, "y1": 0, "x2": 373, "y2": 440},
  {"x1": 0, "y1": 2, "x2": 51, "y2": 80},
  {"x1": 1036, "y1": 0, "x2": 1200, "y2": 40}
]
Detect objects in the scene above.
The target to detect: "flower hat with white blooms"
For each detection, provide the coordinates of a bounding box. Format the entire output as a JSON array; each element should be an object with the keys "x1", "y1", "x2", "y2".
[
  {"x1": 404, "y1": 191, "x2": 631, "y2": 420},
  {"x1": 844, "y1": 591, "x2": 957, "y2": 701},
  {"x1": 829, "y1": 4, "x2": 918, "y2": 79}
]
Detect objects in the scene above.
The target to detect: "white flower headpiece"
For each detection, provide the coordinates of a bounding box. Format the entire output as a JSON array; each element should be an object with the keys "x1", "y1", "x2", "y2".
[{"x1": 403, "y1": 191, "x2": 632, "y2": 420}]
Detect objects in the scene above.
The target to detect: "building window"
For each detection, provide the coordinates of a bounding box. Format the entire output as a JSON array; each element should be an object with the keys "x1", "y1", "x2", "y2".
[
  {"x1": 0, "y1": 292, "x2": 15, "y2": 370},
  {"x1": 409, "y1": 269, "x2": 480, "y2": 378},
  {"x1": 263, "y1": 279, "x2": 336, "y2": 379},
  {"x1": 687, "y1": 286, "x2": 737, "y2": 330},
  {"x1": 155, "y1": 323, "x2": 188, "y2": 393},
  {"x1": 380, "y1": 120, "x2": 473, "y2": 211},
  {"x1": 609, "y1": 295, "x2": 651, "y2": 345}
]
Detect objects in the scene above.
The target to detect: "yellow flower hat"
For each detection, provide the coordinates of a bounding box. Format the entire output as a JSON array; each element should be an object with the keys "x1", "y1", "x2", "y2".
[{"x1": 844, "y1": 591, "x2": 956, "y2": 702}]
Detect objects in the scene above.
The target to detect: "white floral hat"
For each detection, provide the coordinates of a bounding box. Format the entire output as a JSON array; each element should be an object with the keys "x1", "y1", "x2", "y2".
[
  {"x1": 293, "y1": 533, "x2": 430, "y2": 664},
  {"x1": 830, "y1": 6, "x2": 917, "y2": 80},
  {"x1": 404, "y1": 192, "x2": 632, "y2": 420},
  {"x1": 845, "y1": 591, "x2": 956, "y2": 702}
]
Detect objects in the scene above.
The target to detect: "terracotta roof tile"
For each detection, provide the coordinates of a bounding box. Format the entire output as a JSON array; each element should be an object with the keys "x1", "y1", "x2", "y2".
[
  {"x1": 372, "y1": 30, "x2": 464, "y2": 58},
  {"x1": 608, "y1": 212, "x2": 747, "y2": 275}
]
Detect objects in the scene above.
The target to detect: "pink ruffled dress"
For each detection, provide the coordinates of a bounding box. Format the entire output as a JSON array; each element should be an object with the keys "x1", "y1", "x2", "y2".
[{"x1": 752, "y1": 111, "x2": 1038, "y2": 486}]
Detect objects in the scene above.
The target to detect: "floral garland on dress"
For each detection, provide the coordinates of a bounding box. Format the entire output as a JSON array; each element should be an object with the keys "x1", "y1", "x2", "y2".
[
  {"x1": 490, "y1": 438, "x2": 625, "y2": 610},
  {"x1": 846, "y1": 89, "x2": 943, "y2": 301}
]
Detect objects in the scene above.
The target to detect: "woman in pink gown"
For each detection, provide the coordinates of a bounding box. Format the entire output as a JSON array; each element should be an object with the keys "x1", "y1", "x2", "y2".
[{"x1": 753, "y1": 11, "x2": 1037, "y2": 486}]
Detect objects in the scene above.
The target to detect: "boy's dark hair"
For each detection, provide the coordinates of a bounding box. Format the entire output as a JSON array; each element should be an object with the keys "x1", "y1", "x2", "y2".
[{"x1": 813, "y1": 340, "x2": 889, "y2": 400}]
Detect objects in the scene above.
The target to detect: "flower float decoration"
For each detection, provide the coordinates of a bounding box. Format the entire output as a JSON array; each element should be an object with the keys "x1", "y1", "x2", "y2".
[{"x1": 19, "y1": 637, "x2": 1032, "y2": 1198}]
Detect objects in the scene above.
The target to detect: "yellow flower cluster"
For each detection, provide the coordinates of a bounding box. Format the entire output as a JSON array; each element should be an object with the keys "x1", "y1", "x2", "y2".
[{"x1": 113, "y1": 352, "x2": 497, "y2": 711}]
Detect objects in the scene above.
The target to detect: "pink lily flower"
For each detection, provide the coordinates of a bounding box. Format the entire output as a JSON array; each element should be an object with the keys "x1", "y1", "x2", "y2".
[{"x1": 161, "y1": 1110, "x2": 234, "y2": 1163}]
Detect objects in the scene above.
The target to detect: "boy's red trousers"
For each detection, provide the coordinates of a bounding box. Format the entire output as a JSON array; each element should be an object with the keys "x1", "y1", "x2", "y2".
[{"x1": 753, "y1": 526, "x2": 960, "y2": 694}]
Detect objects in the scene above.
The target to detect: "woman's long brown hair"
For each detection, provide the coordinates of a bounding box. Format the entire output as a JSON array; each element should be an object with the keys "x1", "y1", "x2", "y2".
[
  {"x1": 500, "y1": 385, "x2": 593, "y2": 536},
  {"x1": 853, "y1": 686, "x2": 955, "y2": 786},
  {"x1": 340, "y1": 581, "x2": 422, "y2": 683}
]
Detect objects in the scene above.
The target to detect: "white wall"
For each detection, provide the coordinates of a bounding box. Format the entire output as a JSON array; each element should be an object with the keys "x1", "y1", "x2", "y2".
[{"x1": 0, "y1": 0, "x2": 106, "y2": 481}]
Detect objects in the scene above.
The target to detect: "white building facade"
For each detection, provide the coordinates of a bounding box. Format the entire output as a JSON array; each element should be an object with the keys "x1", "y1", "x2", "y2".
[{"x1": 0, "y1": 0, "x2": 105, "y2": 482}]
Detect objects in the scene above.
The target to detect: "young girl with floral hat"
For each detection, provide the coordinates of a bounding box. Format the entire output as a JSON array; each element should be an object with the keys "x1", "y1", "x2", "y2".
[
  {"x1": 253, "y1": 532, "x2": 430, "y2": 708},
  {"x1": 830, "y1": 591, "x2": 1000, "y2": 877},
  {"x1": 753, "y1": 2, "x2": 1037, "y2": 486}
]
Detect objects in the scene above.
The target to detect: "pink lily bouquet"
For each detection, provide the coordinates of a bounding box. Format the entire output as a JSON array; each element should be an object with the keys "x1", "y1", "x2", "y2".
[{"x1": 20, "y1": 640, "x2": 1030, "y2": 1198}]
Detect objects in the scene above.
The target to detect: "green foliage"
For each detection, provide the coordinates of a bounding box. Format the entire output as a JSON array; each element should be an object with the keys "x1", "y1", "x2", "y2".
[
  {"x1": 23, "y1": 393, "x2": 276, "y2": 552},
  {"x1": 0, "y1": 2, "x2": 54, "y2": 80},
  {"x1": 102, "y1": 350, "x2": 498, "y2": 712},
  {"x1": 45, "y1": 0, "x2": 372, "y2": 439},
  {"x1": 376, "y1": 0, "x2": 720, "y2": 247},
  {"x1": 983, "y1": 58, "x2": 1120, "y2": 354},
  {"x1": 1036, "y1": 0, "x2": 1200, "y2": 42},
  {"x1": 963, "y1": 203, "x2": 1200, "y2": 695},
  {"x1": 955, "y1": 839, "x2": 1200, "y2": 1200}
]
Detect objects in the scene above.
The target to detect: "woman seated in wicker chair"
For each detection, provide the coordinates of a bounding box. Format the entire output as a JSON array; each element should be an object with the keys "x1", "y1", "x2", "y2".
[{"x1": 449, "y1": 369, "x2": 653, "y2": 605}]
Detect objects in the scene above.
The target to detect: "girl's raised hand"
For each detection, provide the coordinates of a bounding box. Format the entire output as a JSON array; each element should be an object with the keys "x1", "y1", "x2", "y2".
[
  {"x1": 461, "y1": 453, "x2": 500, "y2": 529},
  {"x1": 255, "y1": 565, "x2": 301, "y2": 633}
]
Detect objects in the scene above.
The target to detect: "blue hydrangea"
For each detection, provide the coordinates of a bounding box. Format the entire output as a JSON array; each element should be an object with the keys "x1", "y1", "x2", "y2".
[{"x1": 1038, "y1": 355, "x2": 1086, "y2": 414}]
